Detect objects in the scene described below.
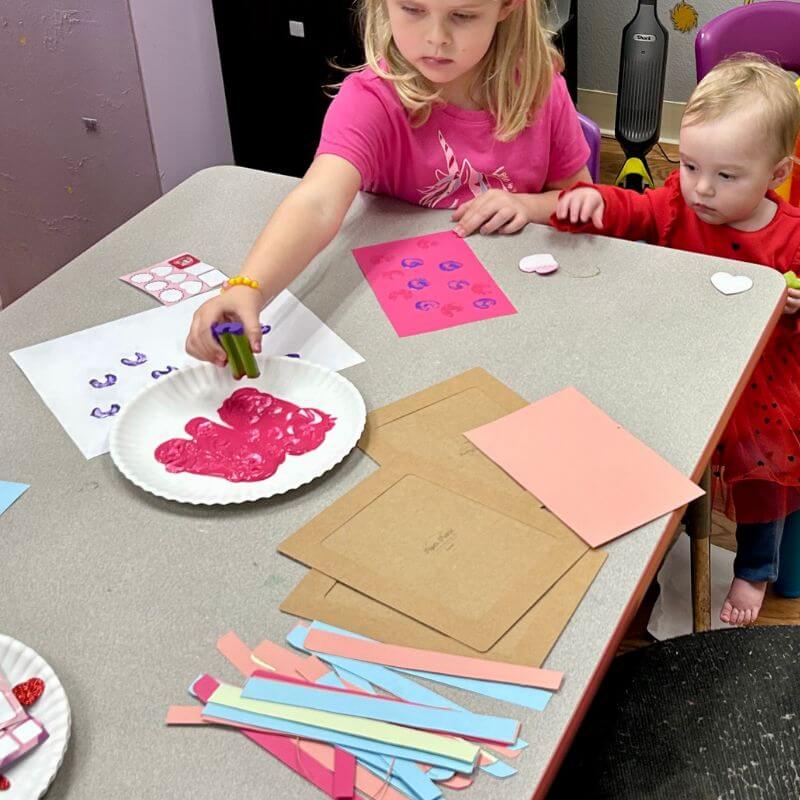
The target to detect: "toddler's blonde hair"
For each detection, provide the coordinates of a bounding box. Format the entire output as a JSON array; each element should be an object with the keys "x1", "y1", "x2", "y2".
[
  {"x1": 353, "y1": 0, "x2": 563, "y2": 141},
  {"x1": 683, "y1": 53, "x2": 800, "y2": 162}
]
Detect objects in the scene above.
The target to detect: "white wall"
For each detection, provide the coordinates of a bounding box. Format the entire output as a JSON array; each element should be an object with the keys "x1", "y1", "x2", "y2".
[{"x1": 128, "y1": 0, "x2": 233, "y2": 193}]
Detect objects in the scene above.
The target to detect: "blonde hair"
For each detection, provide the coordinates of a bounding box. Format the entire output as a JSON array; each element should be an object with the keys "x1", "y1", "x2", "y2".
[
  {"x1": 683, "y1": 53, "x2": 800, "y2": 162},
  {"x1": 350, "y1": 0, "x2": 563, "y2": 141}
]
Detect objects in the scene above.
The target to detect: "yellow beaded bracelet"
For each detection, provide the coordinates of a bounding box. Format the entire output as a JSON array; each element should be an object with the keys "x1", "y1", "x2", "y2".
[{"x1": 221, "y1": 275, "x2": 261, "y2": 293}]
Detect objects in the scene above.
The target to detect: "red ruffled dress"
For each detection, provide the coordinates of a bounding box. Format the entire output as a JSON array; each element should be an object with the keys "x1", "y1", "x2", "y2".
[{"x1": 552, "y1": 171, "x2": 800, "y2": 524}]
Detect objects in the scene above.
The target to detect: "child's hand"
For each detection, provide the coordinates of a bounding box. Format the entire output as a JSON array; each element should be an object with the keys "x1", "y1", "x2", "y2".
[
  {"x1": 555, "y1": 187, "x2": 605, "y2": 228},
  {"x1": 186, "y1": 286, "x2": 266, "y2": 366},
  {"x1": 784, "y1": 288, "x2": 800, "y2": 315},
  {"x1": 451, "y1": 190, "x2": 529, "y2": 237}
]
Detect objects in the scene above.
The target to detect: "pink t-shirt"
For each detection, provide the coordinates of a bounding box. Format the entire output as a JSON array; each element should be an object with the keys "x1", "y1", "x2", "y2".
[{"x1": 316, "y1": 67, "x2": 590, "y2": 210}]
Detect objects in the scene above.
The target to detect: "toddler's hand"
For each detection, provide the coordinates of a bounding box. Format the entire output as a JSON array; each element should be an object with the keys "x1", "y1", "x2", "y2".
[
  {"x1": 451, "y1": 190, "x2": 529, "y2": 237},
  {"x1": 784, "y1": 288, "x2": 800, "y2": 315},
  {"x1": 186, "y1": 285, "x2": 266, "y2": 366},
  {"x1": 555, "y1": 187, "x2": 605, "y2": 228}
]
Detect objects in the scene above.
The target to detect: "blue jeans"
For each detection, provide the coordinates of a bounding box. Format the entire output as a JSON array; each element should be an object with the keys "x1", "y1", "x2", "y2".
[{"x1": 735, "y1": 508, "x2": 800, "y2": 582}]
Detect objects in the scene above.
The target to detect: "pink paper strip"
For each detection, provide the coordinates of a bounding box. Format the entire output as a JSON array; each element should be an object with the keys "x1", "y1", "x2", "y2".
[
  {"x1": 333, "y1": 748, "x2": 356, "y2": 799},
  {"x1": 304, "y1": 629, "x2": 563, "y2": 691},
  {"x1": 166, "y1": 706, "x2": 408, "y2": 800},
  {"x1": 464, "y1": 386, "x2": 705, "y2": 547},
  {"x1": 189, "y1": 674, "x2": 353, "y2": 799},
  {"x1": 439, "y1": 775, "x2": 474, "y2": 790},
  {"x1": 252, "y1": 639, "x2": 328, "y2": 682},
  {"x1": 351, "y1": 231, "x2": 516, "y2": 337},
  {"x1": 166, "y1": 705, "x2": 204, "y2": 725},
  {"x1": 217, "y1": 632, "x2": 257, "y2": 677}
]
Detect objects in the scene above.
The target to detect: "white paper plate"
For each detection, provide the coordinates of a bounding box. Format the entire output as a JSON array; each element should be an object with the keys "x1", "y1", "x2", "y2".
[
  {"x1": 0, "y1": 635, "x2": 71, "y2": 799},
  {"x1": 109, "y1": 356, "x2": 366, "y2": 504}
]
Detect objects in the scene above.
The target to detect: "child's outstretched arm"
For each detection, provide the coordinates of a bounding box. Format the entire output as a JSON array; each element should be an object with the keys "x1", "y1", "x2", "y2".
[
  {"x1": 186, "y1": 155, "x2": 361, "y2": 365},
  {"x1": 551, "y1": 181, "x2": 661, "y2": 243},
  {"x1": 451, "y1": 165, "x2": 592, "y2": 237}
]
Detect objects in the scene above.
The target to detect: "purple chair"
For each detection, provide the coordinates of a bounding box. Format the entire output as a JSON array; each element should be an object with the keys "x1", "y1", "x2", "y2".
[
  {"x1": 578, "y1": 112, "x2": 602, "y2": 183},
  {"x1": 695, "y1": 0, "x2": 800, "y2": 80}
]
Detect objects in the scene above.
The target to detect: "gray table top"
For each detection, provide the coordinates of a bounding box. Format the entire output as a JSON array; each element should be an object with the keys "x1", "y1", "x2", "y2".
[{"x1": 0, "y1": 166, "x2": 785, "y2": 800}]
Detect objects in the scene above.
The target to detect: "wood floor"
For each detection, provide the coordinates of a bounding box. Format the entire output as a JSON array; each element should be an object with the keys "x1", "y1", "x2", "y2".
[{"x1": 598, "y1": 137, "x2": 800, "y2": 653}]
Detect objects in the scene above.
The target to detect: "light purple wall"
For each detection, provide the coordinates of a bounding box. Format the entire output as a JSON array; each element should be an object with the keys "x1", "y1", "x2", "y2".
[
  {"x1": 0, "y1": 1, "x2": 161, "y2": 307},
  {"x1": 129, "y1": 0, "x2": 233, "y2": 193}
]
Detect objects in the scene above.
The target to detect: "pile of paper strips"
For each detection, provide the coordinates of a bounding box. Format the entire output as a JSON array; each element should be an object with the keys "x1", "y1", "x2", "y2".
[{"x1": 168, "y1": 623, "x2": 562, "y2": 799}]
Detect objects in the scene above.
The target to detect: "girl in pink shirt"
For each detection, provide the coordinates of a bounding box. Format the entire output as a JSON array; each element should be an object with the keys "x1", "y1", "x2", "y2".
[{"x1": 187, "y1": 0, "x2": 591, "y2": 362}]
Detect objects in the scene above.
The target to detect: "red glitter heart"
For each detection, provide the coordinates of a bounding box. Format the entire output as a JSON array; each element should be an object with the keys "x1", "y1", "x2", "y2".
[
  {"x1": 12, "y1": 677, "x2": 45, "y2": 707},
  {"x1": 0, "y1": 775, "x2": 10, "y2": 791}
]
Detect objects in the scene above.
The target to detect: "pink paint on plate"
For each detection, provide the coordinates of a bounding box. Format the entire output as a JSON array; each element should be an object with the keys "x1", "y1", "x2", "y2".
[
  {"x1": 352, "y1": 231, "x2": 516, "y2": 337},
  {"x1": 155, "y1": 388, "x2": 336, "y2": 482}
]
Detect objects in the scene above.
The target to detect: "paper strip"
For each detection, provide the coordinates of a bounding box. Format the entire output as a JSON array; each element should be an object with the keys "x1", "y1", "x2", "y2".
[
  {"x1": 439, "y1": 774, "x2": 474, "y2": 790},
  {"x1": 0, "y1": 481, "x2": 29, "y2": 518},
  {"x1": 333, "y1": 748, "x2": 357, "y2": 800},
  {"x1": 400, "y1": 668, "x2": 551, "y2": 712},
  {"x1": 242, "y1": 674, "x2": 520, "y2": 745},
  {"x1": 252, "y1": 638, "x2": 329, "y2": 682},
  {"x1": 216, "y1": 632, "x2": 257, "y2": 677},
  {"x1": 304, "y1": 628, "x2": 563, "y2": 691}
]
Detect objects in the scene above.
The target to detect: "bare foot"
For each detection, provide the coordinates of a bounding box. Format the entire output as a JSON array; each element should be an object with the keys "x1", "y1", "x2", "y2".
[{"x1": 720, "y1": 577, "x2": 767, "y2": 626}]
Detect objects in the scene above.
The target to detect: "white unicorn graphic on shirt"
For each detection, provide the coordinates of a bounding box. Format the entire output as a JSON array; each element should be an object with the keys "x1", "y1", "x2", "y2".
[{"x1": 419, "y1": 131, "x2": 514, "y2": 209}]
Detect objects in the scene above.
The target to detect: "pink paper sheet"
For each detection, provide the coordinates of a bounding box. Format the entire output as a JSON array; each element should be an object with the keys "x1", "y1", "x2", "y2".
[
  {"x1": 351, "y1": 231, "x2": 516, "y2": 337},
  {"x1": 303, "y1": 629, "x2": 563, "y2": 691},
  {"x1": 465, "y1": 386, "x2": 705, "y2": 547}
]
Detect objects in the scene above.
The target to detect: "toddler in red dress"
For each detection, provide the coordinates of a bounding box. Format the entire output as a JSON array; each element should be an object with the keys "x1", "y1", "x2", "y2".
[{"x1": 553, "y1": 54, "x2": 800, "y2": 626}]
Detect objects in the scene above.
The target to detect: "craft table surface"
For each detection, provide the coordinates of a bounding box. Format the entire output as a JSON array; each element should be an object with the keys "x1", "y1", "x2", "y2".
[{"x1": 0, "y1": 166, "x2": 785, "y2": 800}]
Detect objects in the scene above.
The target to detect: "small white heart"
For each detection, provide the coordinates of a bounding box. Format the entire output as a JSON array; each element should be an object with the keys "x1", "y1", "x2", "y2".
[
  {"x1": 167, "y1": 272, "x2": 187, "y2": 284},
  {"x1": 144, "y1": 280, "x2": 168, "y2": 292},
  {"x1": 151, "y1": 265, "x2": 173, "y2": 277},
  {"x1": 159, "y1": 288, "x2": 184, "y2": 303},
  {"x1": 519, "y1": 253, "x2": 559, "y2": 275},
  {"x1": 711, "y1": 271, "x2": 753, "y2": 296},
  {"x1": 130, "y1": 272, "x2": 153, "y2": 284},
  {"x1": 182, "y1": 280, "x2": 203, "y2": 295}
]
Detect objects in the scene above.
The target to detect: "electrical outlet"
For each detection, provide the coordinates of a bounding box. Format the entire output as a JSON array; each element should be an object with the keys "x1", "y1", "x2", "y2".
[{"x1": 289, "y1": 20, "x2": 305, "y2": 38}]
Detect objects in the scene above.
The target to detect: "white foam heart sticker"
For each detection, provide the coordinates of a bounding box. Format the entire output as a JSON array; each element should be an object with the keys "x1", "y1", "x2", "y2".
[
  {"x1": 519, "y1": 253, "x2": 559, "y2": 275},
  {"x1": 711, "y1": 271, "x2": 753, "y2": 296},
  {"x1": 150, "y1": 265, "x2": 173, "y2": 277}
]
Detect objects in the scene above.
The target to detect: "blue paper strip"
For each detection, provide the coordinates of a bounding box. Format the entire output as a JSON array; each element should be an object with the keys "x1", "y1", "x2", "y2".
[
  {"x1": 332, "y1": 665, "x2": 375, "y2": 694},
  {"x1": 0, "y1": 481, "x2": 29, "y2": 516},
  {"x1": 399, "y1": 668, "x2": 552, "y2": 712}
]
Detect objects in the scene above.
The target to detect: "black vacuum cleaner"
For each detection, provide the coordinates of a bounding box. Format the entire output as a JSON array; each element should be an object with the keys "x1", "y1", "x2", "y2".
[{"x1": 614, "y1": 0, "x2": 669, "y2": 192}]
